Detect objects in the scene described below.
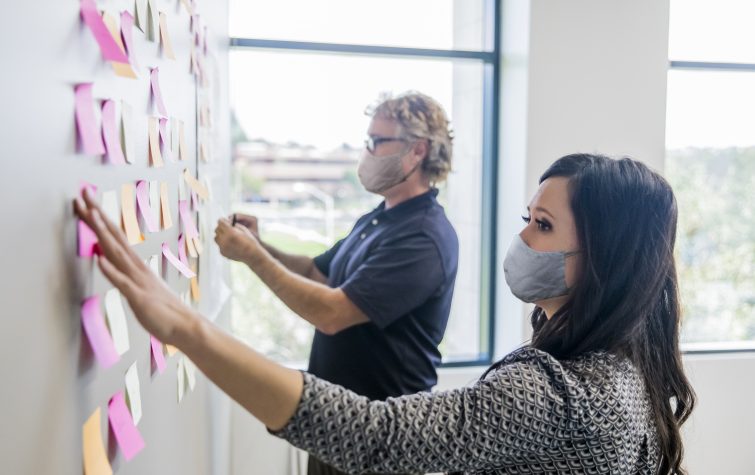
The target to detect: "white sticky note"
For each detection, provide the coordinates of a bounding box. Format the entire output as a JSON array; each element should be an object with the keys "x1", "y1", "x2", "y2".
[
  {"x1": 121, "y1": 101, "x2": 136, "y2": 164},
  {"x1": 177, "y1": 357, "x2": 186, "y2": 402},
  {"x1": 149, "y1": 180, "x2": 160, "y2": 225},
  {"x1": 148, "y1": 254, "x2": 160, "y2": 277},
  {"x1": 125, "y1": 362, "x2": 143, "y2": 425},
  {"x1": 104, "y1": 289, "x2": 130, "y2": 356},
  {"x1": 101, "y1": 190, "x2": 120, "y2": 226},
  {"x1": 185, "y1": 356, "x2": 197, "y2": 391}
]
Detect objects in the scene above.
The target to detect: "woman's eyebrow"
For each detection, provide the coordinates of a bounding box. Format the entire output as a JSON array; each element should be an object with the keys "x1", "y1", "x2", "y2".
[{"x1": 527, "y1": 206, "x2": 555, "y2": 220}]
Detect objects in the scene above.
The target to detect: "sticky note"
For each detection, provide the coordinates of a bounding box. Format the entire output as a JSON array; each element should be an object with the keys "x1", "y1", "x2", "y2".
[
  {"x1": 178, "y1": 120, "x2": 189, "y2": 161},
  {"x1": 121, "y1": 183, "x2": 143, "y2": 245},
  {"x1": 180, "y1": 0, "x2": 194, "y2": 15},
  {"x1": 146, "y1": 0, "x2": 158, "y2": 42},
  {"x1": 161, "y1": 242, "x2": 196, "y2": 278},
  {"x1": 178, "y1": 200, "x2": 199, "y2": 239},
  {"x1": 190, "y1": 264, "x2": 200, "y2": 303},
  {"x1": 124, "y1": 362, "x2": 142, "y2": 425},
  {"x1": 178, "y1": 234, "x2": 190, "y2": 268},
  {"x1": 158, "y1": 12, "x2": 175, "y2": 59},
  {"x1": 120, "y1": 101, "x2": 135, "y2": 164},
  {"x1": 182, "y1": 169, "x2": 209, "y2": 200},
  {"x1": 166, "y1": 345, "x2": 179, "y2": 356},
  {"x1": 134, "y1": 0, "x2": 147, "y2": 32},
  {"x1": 149, "y1": 181, "x2": 160, "y2": 225},
  {"x1": 148, "y1": 254, "x2": 160, "y2": 277},
  {"x1": 74, "y1": 83, "x2": 105, "y2": 155},
  {"x1": 199, "y1": 142, "x2": 208, "y2": 162},
  {"x1": 149, "y1": 68, "x2": 167, "y2": 117},
  {"x1": 159, "y1": 182, "x2": 173, "y2": 229},
  {"x1": 101, "y1": 190, "x2": 120, "y2": 225},
  {"x1": 186, "y1": 232, "x2": 198, "y2": 258},
  {"x1": 120, "y1": 11, "x2": 139, "y2": 71},
  {"x1": 104, "y1": 289, "x2": 130, "y2": 356},
  {"x1": 150, "y1": 334, "x2": 167, "y2": 373},
  {"x1": 79, "y1": 0, "x2": 129, "y2": 64},
  {"x1": 192, "y1": 236, "x2": 203, "y2": 255},
  {"x1": 177, "y1": 357, "x2": 186, "y2": 402},
  {"x1": 148, "y1": 117, "x2": 163, "y2": 167},
  {"x1": 101, "y1": 12, "x2": 137, "y2": 79},
  {"x1": 81, "y1": 296, "x2": 120, "y2": 369},
  {"x1": 158, "y1": 118, "x2": 173, "y2": 162},
  {"x1": 101, "y1": 100, "x2": 126, "y2": 164},
  {"x1": 135, "y1": 180, "x2": 159, "y2": 232},
  {"x1": 78, "y1": 220, "x2": 99, "y2": 257},
  {"x1": 185, "y1": 356, "x2": 197, "y2": 390},
  {"x1": 108, "y1": 391, "x2": 145, "y2": 461},
  {"x1": 83, "y1": 407, "x2": 113, "y2": 475}
]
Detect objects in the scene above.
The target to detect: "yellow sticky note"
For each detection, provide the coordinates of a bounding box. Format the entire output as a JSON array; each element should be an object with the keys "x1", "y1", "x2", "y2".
[
  {"x1": 166, "y1": 344, "x2": 179, "y2": 356},
  {"x1": 186, "y1": 232, "x2": 198, "y2": 258},
  {"x1": 178, "y1": 120, "x2": 188, "y2": 161},
  {"x1": 148, "y1": 117, "x2": 163, "y2": 167},
  {"x1": 183, "y1": 169, "x2": 209, "y2": 200},
  {"x1": 159, "y1": 182, "x2": 173, "y2": 229},
  {"x1": 190, "y1": 263, "x2": 200, "y2": 302},
  {"x1": 121, "y1": 183, "x2": 143, "y2": 245},
  {"x1": 192, "y1": 237, "x2": 203, "y2": 256},
  {"x1": 199, "y1": 142, "x2": 208, "y2": 163},
  {"x1": 83, "y1": 407, "x2": 113, "y2": 475},
  {"x1": 158, "y1": 12, "x2": 175, "y2": 60},
  {"x1": 102, "y1": 12, "x2": 137, "y2": 79}
]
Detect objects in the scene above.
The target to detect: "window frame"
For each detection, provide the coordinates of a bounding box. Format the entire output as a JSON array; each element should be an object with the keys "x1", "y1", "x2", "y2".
[{"x1": 228, "y1": 0, "x2": 502, "y2": 367}]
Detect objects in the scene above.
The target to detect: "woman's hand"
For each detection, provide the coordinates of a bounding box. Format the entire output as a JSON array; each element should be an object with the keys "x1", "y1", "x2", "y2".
[
  {"x1": 215, "y1": 218, "x2": 264, "y2": 264},
  {"x1": 74, "y1": 189, "x2": 199, "y2": 345}
]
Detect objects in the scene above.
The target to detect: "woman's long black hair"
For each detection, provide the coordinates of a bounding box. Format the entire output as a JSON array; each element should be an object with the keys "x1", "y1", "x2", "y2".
[{"x1": 493, "y1": 154, "x2": 695, "y2": 474}]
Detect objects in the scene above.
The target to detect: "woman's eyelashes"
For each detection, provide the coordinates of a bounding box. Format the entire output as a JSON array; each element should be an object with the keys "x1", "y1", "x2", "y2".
[{"x1": 521, "y1": 215, "x2": 552, "y2": 231}]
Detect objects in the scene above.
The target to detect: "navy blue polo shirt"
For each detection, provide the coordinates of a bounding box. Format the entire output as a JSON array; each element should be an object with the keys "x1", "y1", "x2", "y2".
[{"x1": 308, "y1": 188, "x2": 458, "y2": 400}]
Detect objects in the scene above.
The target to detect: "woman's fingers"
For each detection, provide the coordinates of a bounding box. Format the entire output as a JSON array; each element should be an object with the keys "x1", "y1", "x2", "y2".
[
  {"x1": 88, "y1": 209, "x2": 142, "y2": 278},
  {"x1": 98, "y1": 255, "x2": 140, "y2": 302}
]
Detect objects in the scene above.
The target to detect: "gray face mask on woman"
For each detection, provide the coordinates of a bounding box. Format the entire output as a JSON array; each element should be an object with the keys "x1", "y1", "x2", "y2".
[
  {"x1": 503, "y1": 234, "x2": 580, "y2": 303},
  {"x1": 357, "y1": 149, "x2": 422, "y2": 194}
]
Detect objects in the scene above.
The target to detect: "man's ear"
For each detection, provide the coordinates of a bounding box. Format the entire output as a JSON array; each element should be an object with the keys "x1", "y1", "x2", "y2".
[{"x1": 413, "y1": 139, "x2": 429, "y2": 162}]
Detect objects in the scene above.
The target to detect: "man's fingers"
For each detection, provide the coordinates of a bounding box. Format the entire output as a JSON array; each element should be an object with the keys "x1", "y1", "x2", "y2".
[{"x1": 98, "y1": 255, "x2": 140, "y2": 302}]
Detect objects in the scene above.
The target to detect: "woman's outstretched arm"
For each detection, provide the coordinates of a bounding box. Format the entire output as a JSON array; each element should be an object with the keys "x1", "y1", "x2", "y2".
[{"x1": 74, "y1": 189, "x2": 302, "y2": 430}]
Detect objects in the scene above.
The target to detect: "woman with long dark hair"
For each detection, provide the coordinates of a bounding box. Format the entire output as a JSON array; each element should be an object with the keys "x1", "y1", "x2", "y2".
[{"x1": 74, "y1": 153, "x2": 695, "y2": 474}]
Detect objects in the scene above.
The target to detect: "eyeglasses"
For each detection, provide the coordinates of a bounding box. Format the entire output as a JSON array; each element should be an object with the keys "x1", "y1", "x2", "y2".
[{"x1": 364, "y1": 136, "x2": 407, "y2": 154}]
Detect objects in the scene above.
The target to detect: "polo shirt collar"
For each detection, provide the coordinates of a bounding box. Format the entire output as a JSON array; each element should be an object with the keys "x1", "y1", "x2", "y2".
[{"x1": 375, "y1": 188, "x2": 439, "y2": 220}]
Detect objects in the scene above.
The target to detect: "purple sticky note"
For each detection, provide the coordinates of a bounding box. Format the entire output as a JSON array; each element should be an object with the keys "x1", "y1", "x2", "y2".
[
  {"x1": 177, "y1": 233, "x2": 190, "y2": 268},
  {"x1": 80, "y1": 0, "x2": 129, "y2": 64},
  {"x1": 120, "y1": 11, "x2": 139, "y2": 70},
  {"x1": 158, "y1": 118, "x2": 174, "y2": 162},
  {"x1": 162, "y1": 243, "x2": 196, "y2": 278},
  {"x1": 74, "y1": 83, "x2": 105, "y2": 155},
  {"x1": 108, "y1": 391, "x2": 145, "y2": 461},
  {"x1": 78, "y1": 220, "x2": 100, "y2": 257},
  {"x1": 81, "y1": 296, "x2": 120, "y2": 369},
  {"x1": 101, "y1": 100, "x2": 126, "y2": 165},
  {"x1": 135, "y1": 180, "x2": 159, "y2": 232},
  {"x1": 178, "y1": 200, "x2": 199, "y2": 239},
  {"x1": 150, "y1": 68, "x2": 168, "y2": 117},
  {"x1": 150, "y1": 334, "x2": 167, "y2": 373}
]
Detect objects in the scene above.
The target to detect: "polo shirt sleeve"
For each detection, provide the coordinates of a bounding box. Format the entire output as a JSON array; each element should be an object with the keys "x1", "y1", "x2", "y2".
[
  {"x1": 340, "y1": 232, "x2": 445, "y2": 329},
  {"x1": 313, "y1": 238, "x2": 345, "y2": 278}
]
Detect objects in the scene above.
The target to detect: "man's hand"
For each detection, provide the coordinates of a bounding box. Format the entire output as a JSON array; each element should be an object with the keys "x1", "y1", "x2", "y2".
[
  {"x1": 231, "y1": 213, "x2": 260, "y2": 239},
  {"x1": 215, "y1": 217, "x2": 264, "y2": 264}
]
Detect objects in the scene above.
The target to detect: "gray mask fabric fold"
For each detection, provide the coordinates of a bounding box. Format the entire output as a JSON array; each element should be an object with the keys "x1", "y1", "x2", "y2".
[{"x1": 503, "y1": 234, "x2": 579, "y2": 303}]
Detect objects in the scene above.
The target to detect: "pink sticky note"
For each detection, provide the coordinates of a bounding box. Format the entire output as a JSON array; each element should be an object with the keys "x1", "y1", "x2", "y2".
[
  {"x1": 120, "y1": 11, "x2": 139, "y2": 70},
  {"x1": 135, "y1": 180, "x2": 159, "y2": 232},
  {"x1": 108, "y1": 391, "x2": 145, "y2": 461},
  {"x1": 150, "y1": 335, "x2": 167, "y2": 373},
  {"x1": 74, "y1": 83, "x2": 105, "y2": 155},
  {"x1": 78, "y1": 183, "x2": 100, "y2": 257},
  {"x1": 150, "y1": 68, "x2": 167, "y2": 117},
  {"x1": 177, "y1": 233, "x2": 190, "y2": 268},
  {"x1": 81, "y1": 296, "x2": 120, "y2": 369},
  {"x1": 178, "y1": 200, "x2": 199, "y2": 239},
  {"x1": 80, "y1": 0, "x2": 129, "y2": 64},
  {"x1": 101, "y1": 100, "x2": 126, "y2": 165},
  {"x1": 158, "y1": 118, "x2": 174, "y2": 162},
  {"x1": 162, "y1": 242, "x2": 196, "y2": 278}
]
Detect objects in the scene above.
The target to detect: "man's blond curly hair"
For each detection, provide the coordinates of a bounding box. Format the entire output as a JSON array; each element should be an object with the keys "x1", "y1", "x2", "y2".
[{"x1": 366, "y1": 92, "x2": 454, "y2": 184}]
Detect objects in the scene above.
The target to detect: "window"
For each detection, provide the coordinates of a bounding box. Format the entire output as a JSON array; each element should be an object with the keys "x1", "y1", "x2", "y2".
[
  {"x1": 667, "y1": 0, "x2": 755, "y2": 348},
  {"x1": 228, "y1": 0, "x2": 499, "y2": 366}
]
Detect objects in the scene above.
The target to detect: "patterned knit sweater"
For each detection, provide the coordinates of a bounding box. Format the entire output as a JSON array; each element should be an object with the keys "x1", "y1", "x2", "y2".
[{"x1": 272, "y1": 347, "x2": 660, "y2": 474}]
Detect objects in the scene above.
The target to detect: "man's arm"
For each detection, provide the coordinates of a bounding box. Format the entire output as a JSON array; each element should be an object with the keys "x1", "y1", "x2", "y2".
[
  {"x1": 260, "y1": 242, "x2": 328, "y2": 284},
  {"x1": 215, "y1": 220, "x2": 369, "y2": 335}
]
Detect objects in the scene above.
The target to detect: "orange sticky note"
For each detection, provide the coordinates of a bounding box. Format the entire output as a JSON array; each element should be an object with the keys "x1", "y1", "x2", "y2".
[
  {"x1": 159, "y1": 182, "x2": 173, "y2": 229},
  {"x1": 190, "y1": 264, "x2": 200, "y2": 303},
  {"x1": 121, "y1": 183, "x2": 143, "y2": 245},
  {"x1": 192, "y1": 236, "x2": 203, "y2": 255},
  {"x1": 158, "y1": 12, "x2": 175, "y2": 59},
  {"x1": 182, "y1": 169, "x2": 209, "y2": 200},
  {"x1": 83, "y1": 407, "x2": 113, "y2": 475},
  {"x1": 178, "y1": 120, "x2": 188, "y2": 161},
  {"x1": 148, "y1": 117, "x2": 163, "y2": 167}
]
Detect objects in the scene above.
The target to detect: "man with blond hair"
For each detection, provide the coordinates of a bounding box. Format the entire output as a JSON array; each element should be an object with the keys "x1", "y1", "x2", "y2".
[{"x1": 215, "y1": 92, "x2": 459, "y2": 475}]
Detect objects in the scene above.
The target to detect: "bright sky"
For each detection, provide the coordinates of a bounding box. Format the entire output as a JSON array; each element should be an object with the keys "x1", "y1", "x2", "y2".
[{"x1": 228, "y1": 0, "x2": 755, "y2": 150}]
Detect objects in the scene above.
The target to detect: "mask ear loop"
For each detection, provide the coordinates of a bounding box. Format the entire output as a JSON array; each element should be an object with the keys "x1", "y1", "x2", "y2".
[
  {"x1": 394, "y1": 139, "x2": 426, "y2": 186},
  {"x1": 564, "y1": 250, "x2": 581, "y2": 258}
]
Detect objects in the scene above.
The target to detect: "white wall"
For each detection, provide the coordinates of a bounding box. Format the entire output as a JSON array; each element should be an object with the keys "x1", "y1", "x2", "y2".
[{"x1": 231, "y1": 1, "x2": 755, "y2": 474}]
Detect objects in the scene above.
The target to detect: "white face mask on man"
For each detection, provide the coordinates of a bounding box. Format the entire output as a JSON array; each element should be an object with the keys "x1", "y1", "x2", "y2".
[{"x1": 357, "y1": 147, "x2": 423, "y2": 194}]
